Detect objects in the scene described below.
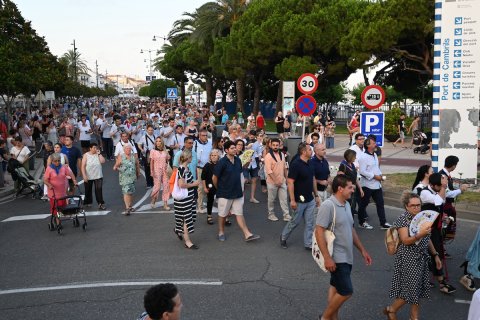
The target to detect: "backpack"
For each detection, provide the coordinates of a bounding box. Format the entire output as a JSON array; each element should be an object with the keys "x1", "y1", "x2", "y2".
[{"x1": 385, "y1": 227, "x2": 400, "y2": 255}]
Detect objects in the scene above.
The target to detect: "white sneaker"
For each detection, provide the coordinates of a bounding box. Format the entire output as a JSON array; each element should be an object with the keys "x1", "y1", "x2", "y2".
[
  {"x1": 283, "y1": 215, "x2": 292, "y2": 222},
  {"x1": 197, "y1": 208, "x2": 207, "y2": 214},
  {"x1": 249, "y1": 198, "x2": 260, "y2": 204},
  {"x1": 360, "y1": 222, "x2": 374, "y2": 230},
  {"x1": 268, "y1": 214, "x2": 279, "y2": 221},
  {"x1": 41, "y1": 195, "x2": 49, "y2": 201}
]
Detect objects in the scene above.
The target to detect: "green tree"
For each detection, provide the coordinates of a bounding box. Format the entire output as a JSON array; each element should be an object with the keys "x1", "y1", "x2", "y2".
[
  {"x1": 138, "y1": 86, "x2": 150, "y2": 97},
  {"x1": 0, "y1": 0, "x2": 67, "y2": 121},
  {"x1": 148, "y1": 79, "x2": 177, "y2": 98},
  {"x1": 59, "y1": 49, "x2": 90, "y2": 82}
]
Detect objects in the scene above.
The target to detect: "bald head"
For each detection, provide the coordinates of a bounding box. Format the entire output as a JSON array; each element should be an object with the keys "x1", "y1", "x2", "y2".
[{"x1": 314, "y1": 143, "x2": 326, "y2": 159}]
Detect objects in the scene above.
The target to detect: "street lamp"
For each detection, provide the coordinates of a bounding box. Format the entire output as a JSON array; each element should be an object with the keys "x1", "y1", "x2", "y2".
[
  {"x1": 140, "y1": 49, "x2": 155, "y2": 81},
  {"x1": 152, "y1": 35, "x2": 168, "y2": 43},
  {"x1": 71, "y1": 39, "x2": 77, "y2": 82}
]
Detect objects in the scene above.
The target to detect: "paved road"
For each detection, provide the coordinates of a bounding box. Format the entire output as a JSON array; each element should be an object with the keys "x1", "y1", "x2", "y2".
[{"x1": 0, "y1": 162, "x2": 476, "y2": 320}]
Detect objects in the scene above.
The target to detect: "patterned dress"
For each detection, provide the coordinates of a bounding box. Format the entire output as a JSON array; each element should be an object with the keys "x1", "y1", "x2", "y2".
[
  {"x1": 119, "y1": 153, "x2": 136, "y2": 195},
  {"x1": 174, "y1": 166, "x2": 196, "y2": 235},
  {"x1": 150, "y1": 149, "x2": 169, "y2": 202},
  {"x1": 389, "y1": 211, "x2": 431, "y2": 304}
]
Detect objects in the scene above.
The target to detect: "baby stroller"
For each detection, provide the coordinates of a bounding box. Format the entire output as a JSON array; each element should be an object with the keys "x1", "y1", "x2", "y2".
[
  {"x1": 7, "y1": 158, "x2": 43, "y2": 199},
  {"x1": 48, "y1": 188, "x2": 87, "y2": 234},
  {"x1": 413, "y1": 130, "x2": 430, "y2": 154}
]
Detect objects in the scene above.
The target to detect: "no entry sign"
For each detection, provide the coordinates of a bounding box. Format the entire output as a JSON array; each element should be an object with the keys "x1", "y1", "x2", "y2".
[
  {"x1": 361, "y1": 85, "x2": 386, "y2": 109},
  {"x1": 297, "y1": 73, "x2": 318, "y2": 95},
  {"x1": 295, "y1": 95, "x2": 317, "y2": 116}
]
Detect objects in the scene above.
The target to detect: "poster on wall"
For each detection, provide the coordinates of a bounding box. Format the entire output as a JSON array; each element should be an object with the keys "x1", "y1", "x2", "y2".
[
  {"x1": 433, "y1": 0, "x2": 480, "y2": 180},
  {"x1": 282, "y1": 81, "x2": 295, "y2": 115}
]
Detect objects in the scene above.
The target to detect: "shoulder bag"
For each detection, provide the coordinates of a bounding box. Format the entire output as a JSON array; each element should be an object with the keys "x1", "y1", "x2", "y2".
[
  {"x1": 172, "y1": 168, "x2": 188, "y2": 201},
  {"x1": 312, "y1": 200, "x2": 336, "y2": 272}
]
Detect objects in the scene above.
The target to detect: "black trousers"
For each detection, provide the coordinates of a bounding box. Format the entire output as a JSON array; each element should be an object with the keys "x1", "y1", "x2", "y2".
[
  {"x1": 84, "y1": 178, "x2": 104, "y2": 205},
  {"x1": 206, "y1": 189, "x2": 217, "y2": 216},
  {"x1": 102, "y1": 138, "x2": 113, "y2": 159},
  {"x1": 143, "y1": 158, "x2": 154, "y2": 187},
  {"x1": 358, "y1": 187, "x2": 386, "y2": 225}
]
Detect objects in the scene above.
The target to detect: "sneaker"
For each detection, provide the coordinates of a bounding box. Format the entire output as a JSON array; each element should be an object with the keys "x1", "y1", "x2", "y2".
[
  {"x1": 268, "y1": 214, "x2": 279, "y2": 221},
  {"x1": 280, "y1": 236, "x2": 288, "y2": 249},
  {"x1": 380, "y1": 223, "x2": 392, "y2": 229},
  {"x1": 217, "y1": 234, "x2": 226, "y2": 242},
  {"x1": 197, "y1": 207, "x2": 207, "y2": 214},
  {"x1": 41, "y1": 195, "x2": 49, "y2": 201},
  {"x1": 439, "y1": 281, "x2": 457, "y2": 294},
  {"x1": 249, "y1": 198, "x2": 260, "y2": 204},
  {"x1": 459, "y1": 274, "x2": 476, "y2": 292},
  {"x1": 360, "y1": 222, "x2": 374, "y2": 230},
  {"x1": 283, "y1": 215, "x2": 292, "y2": 222}
]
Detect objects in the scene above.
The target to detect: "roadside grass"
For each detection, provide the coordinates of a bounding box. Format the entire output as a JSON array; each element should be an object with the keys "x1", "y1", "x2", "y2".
[{"x1": 384, "y1": 172, "x2": 480, "y2": 204}]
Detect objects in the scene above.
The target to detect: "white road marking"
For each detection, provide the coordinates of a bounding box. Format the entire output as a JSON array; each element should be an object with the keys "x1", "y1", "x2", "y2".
[
  {"x1": 1, "y1": 211, "x2": 110, "y2": 222},
  {"x1": 454, "y1": 299, "x2": 471, "y2": 304},
  {"x1": 0, "y1": 280, "x2": 223, "y2": 295},
  {"x1": 2, "y1": 214, "x2": 51, "y2": 222}
]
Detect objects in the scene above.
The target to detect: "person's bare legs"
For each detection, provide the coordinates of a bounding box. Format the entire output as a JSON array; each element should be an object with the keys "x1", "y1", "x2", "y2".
[
  {"x1": 218, "y1": 216, "x2": 226, "y2": 235},
  {"x1": 250, "y1": 177, "x2": 258, "y2": 201},
  {"x1": 409, "y1": 304, "x2": 419, "y2": 320},
  {"x1": 321, "y1": 286, "x2": 351, "y2": 320},
  {"x1": 235, "y1": 215, "x2": 253, "y2": 239},
  {"x1": 183, "y1": 222, "x2": 193, "y2": 247}
]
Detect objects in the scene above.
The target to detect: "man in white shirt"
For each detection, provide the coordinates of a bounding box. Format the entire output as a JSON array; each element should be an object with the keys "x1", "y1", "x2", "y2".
[
  {"x1": 110, "y1": 117, "x2": 123, "y2": 146},
  {"x1": 194, "y1": 129, "x2": 213, "y2": 213},
  {"x1": 172, "y1": 125, "x2": 186, "y2": 158},
  {"x1": 99, "y1": 114, "x2": 113, "y2": 160},
  {"x1": 10, "y1": 136, "x2": 31, "y2": 193},
  {"x1": 357, "y1": 136, "x2": 391, "y2": 230},
  {"x1": 114, "y1": 132, "x2": 138, "y2": 157},
  {"x1": 349, "y1": 133, "x2": 365, "y2": 169},
  {"x1": 138, "y1": 125, "x2": 156, "y2": 188}
]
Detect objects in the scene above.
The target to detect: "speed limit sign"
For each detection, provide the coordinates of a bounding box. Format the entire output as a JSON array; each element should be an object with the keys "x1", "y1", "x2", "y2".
[{"x1": 297, "y1": 73, "x2": 318, "y2": 95}]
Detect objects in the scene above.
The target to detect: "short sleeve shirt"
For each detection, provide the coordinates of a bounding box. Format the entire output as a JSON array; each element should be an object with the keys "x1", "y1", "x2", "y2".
[
  {"x1": 288, "y1": 157, "x2": 314, "y2": 203},
  {"x1": 61, "y1": 146, "x2": 82, "y2": 176},
  {"x1": 316, "y1": 196, "x2": 354, "y2": 264},
  {"x1": 310, "y1": 156, "x2": 330, "y2": 191},
  {"x1": 213, "y1": 155, "x2": 243, "y2": 199}
]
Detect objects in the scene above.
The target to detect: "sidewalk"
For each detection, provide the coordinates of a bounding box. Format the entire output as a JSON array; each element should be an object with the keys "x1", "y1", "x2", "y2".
[{"x1": 0, "y1": 158, "x2": 44, "y2": 199}]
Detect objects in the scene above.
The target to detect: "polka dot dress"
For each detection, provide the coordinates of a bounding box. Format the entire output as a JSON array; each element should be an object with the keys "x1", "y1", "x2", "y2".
[{"x1": 389, "y1": 211, "x2": 431, "y2": 304}]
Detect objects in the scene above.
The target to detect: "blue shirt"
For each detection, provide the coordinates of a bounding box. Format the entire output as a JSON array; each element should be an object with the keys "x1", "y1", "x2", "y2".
[
  {"x1": 310, "y1": 156, "x2": 330, "y2": 191},
  {"x1": 173, "y1": 149, "x2": 198, "y2": 180},
  {"x1": 61, "y1": 145, "x2": 82, "y2": 176},
  {"x1": 288, "y1": 157, "x2": 315, "y2": 203},
  {"x1": 214, "y1": 155, "x2": 243, "y2": 199},
  {"x1": 221, "y1": 114, "x2": 229, "y2": 124}
]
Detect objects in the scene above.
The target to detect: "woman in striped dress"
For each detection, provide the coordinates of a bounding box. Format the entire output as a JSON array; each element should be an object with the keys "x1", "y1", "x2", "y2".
[{"x1": 174, "y1": 149, "x2": 200, "y2": 249}]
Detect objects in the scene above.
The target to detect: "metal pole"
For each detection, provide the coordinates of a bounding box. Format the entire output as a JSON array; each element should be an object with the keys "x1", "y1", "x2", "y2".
[
  {"x1": 96, "y1": 60, "x2": 99, "y2": 88},
  {"x1": 302, "y1": 117, "x2": 306, "y2": 142},
  {"x1": 72, "y1": 40, "x2": 77, "y2": 82}
]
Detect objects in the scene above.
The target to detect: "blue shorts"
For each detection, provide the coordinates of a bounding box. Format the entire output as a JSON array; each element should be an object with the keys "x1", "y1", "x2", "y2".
[
  {"x1": 243, "y1": 167, "x2": 259, "y2": 179},
  {"x1": 330, "y1": 263, "x2": 353, "y2": 296}
]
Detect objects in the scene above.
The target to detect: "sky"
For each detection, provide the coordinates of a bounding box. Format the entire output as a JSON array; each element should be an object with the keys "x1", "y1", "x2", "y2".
[
  {"x1": 14, "y1": 0, "x2": 208, "y2": 79},
  {"x1": 13, "y1": 0, "x2": 364, "y2": 87}
]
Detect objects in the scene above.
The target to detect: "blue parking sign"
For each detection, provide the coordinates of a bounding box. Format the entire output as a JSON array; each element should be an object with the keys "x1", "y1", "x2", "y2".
[{"x1": 360, "y1": 112, "x2": 385, "y2": 147}]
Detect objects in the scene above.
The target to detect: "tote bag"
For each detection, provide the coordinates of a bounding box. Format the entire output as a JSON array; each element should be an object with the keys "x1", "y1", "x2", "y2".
[
  {"x1": 312, "y1": 200, "x2": 336, "y2": 272},
  {"x1": 171, "y1": 168, "x2": 188, "y2": 201}
]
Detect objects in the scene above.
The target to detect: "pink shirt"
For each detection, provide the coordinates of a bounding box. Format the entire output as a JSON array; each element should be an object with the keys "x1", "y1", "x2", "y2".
[{"x1": 44, "y1": 165, "x2": 71, "y2": 198}]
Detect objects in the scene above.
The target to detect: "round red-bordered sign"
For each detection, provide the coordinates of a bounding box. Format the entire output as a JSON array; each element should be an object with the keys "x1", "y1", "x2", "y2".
[
  {"x1": 361, "y1": 85, "x2": 386, "y2": 109},
  {"x1": 295, "y1": 95, "x2": 317, "y2": 116},
  {"x1": 297, "y1": 73, "x2": 318, "y2": 95}
]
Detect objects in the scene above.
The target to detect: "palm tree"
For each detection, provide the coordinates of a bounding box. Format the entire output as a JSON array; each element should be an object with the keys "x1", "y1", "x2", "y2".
[{"x1": 59, "y1": 49, "x2": 90, "y2": 82}]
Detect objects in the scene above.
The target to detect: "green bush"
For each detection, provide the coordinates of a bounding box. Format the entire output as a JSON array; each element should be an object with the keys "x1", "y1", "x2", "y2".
[{"x1": 384, "y1": 107, "x2": 412, "y2": 135}]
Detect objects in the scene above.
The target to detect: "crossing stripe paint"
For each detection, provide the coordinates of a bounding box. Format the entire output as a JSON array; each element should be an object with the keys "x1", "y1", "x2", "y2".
[
  {"x1": 0, "y1": 279, "x2": 223, "y2": 295},
  {"x1": 1, "y1": 211, "x2": 110, "y2": 223}
]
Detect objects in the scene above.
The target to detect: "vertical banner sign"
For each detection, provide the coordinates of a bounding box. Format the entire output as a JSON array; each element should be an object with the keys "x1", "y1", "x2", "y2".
[
  {"x1": 433, "y1": 0, "x2": 480, "y2": 180},
  {"x1": 282, "y1": 81, "x2": 295, "y2": 115}
]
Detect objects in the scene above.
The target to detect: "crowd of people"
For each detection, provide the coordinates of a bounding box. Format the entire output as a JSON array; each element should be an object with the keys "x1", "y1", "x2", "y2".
[{"x1": 0, "y1": 98, "x2": 478, "y2": 319}]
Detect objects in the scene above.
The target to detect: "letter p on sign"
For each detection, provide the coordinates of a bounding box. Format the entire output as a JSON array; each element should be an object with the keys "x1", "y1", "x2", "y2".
[{"x1": 365, "y1": 115, "x2": 379, "y2": 131}]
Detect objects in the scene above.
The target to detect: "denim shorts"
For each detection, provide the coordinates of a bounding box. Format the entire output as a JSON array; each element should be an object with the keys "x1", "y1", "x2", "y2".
[
  {"x1": 243, "y1": 167, "x2": 259, "y2": 179},
  {"x1": 330, "y1": 263, "x2": 353, "y2": 296}
]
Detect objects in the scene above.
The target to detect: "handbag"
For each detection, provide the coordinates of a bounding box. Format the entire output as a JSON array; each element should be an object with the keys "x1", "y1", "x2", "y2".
[
  {"x1": 171, "y1": 168, "x2": 188, "y2": 201},
  {"x1": 312, "y1": 200, "x2": 336, "y2": 272}
]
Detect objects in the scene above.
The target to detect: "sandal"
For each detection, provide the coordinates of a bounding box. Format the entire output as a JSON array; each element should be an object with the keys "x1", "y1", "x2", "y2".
[
  {"x1": 99, "y1": 204, "x2": 106, "y2": 210},
  {"x1": 383, "y1": 306, "x2": 397, "y2": 320},
  {"x1": 163, "y1": 205, "x2": 170, "y2": 210},
  {"x1": 207, "y1": 215, "x2": 214, "y2": 225},
  {"x1": 174, "y1": 229, "x2": 183, "y2": 241},
  {"x1": 129, "y1": 207, "x2": 136, "y2": 212}
]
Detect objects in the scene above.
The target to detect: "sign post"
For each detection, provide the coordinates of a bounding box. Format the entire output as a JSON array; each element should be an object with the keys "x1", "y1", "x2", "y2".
[{"x1": 296, "y1": 73, "x2": 319, "y2": 141}]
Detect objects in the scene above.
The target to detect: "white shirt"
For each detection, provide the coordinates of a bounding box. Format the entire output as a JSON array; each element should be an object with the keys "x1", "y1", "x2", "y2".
[
  {"x1": 78, "y1": 122, "x2": 92, "y2": 141},
  {"x1": 173, "y1": 133, "x2": 186, "y2": 155},
  {"x1": 420, "y1": 186, "x2": 444, "y2": 206},
  {"x1": 138, "y1": 134, "x2": 156, "y2": 154},
  {"x1": 110, "y1": 124, "x2": 122, "y2": 145},
  {"x1": 440, "y1": 168, "x2": 463, "y2": 199},
  {"x1": 349, "y1": 144, "x2": 365, "y2": 169},
  {"x1": 114, "y1": 140, "x2": 138, "y2": 156},
  {"x1": 358, "y1": 151, "x2": 382, "y2": 189},
  {"x1": 160, "y1": 126, "x2": 175, "y2": 147},
  {"x1": 100, "y1": 118, "x2": 112, "y2": 139},
  {"x1": 194, "y1": 139, "x2": 212, "y2": 168},
  {"x1": 10, "y1": 146, "x2": 30, "y2": 164}
]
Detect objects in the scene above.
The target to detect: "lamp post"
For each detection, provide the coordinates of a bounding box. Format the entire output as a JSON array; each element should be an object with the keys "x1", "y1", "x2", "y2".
[
  {"x1": 152, "y1": 35, "x2": 168, "y2": 44},
  {"x1": 140, "y1": 49, "x2": 154, "y2": 82},
  {"x1": 71, "y1": 39, "x2": 77, "y2": 82}
]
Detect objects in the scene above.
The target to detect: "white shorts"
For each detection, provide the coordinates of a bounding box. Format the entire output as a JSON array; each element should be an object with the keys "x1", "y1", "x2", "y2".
[{"x1": 217, "y1": 197, "x2": 244, "y2": 217}]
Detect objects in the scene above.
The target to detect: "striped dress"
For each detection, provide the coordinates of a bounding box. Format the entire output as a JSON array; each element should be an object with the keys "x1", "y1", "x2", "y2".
[{"x1": 174, "y1": 166, "x2": 196, "y2": 234}]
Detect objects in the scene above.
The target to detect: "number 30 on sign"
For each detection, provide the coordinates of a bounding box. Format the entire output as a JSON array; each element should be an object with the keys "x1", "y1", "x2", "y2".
[{"x1": 297, "y1": 73, "x2": 318, "y2": 95}]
